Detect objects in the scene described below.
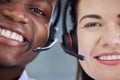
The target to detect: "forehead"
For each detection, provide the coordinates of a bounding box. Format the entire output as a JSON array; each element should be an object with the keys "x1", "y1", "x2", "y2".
[
  {"x1": 79, "y1": 0, "x2": 120, "y2": 6},
  {"x1": 78, "y1": 0, "x2": 120, "y2": 17},
  {"x1": 31, "y1": 0, "x2": 55, "y2": 3},
  {"x1": 27, "y1": 0, "x2": 55, "y2": 6}
]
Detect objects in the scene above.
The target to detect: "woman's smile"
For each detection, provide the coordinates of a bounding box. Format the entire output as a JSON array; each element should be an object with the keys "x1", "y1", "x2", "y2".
[{"x1": 94, "y1": 51, "x2": 120, "y2": 66}]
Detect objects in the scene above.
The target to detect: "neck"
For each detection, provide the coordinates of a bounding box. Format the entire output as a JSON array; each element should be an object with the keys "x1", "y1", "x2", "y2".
[{"x1": 0, "y1": 66, "x2": 25, "y2": 80}]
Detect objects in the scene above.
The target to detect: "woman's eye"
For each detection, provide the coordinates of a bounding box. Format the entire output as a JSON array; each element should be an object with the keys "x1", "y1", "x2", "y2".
[
  {"x1": 30, "y1": 7, "x2": 46, "y2": 16},
  {"x1": 84, "y1": 22, "x2": 102, "y2": 28}
]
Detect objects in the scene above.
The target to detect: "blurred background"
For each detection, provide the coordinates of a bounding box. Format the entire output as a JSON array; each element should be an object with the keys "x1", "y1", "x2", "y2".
[{"x1": 26, "y1": 0, "x2": 77, "y2": 80}]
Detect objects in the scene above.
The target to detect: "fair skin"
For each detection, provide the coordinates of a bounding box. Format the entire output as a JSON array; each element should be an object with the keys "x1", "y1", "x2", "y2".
[
  {"x1": 77, "y1": 0, "x2": 120, "y2": 80},
  {"x1": 0, "y1": 0, "x2": 55, "y2": 80}
]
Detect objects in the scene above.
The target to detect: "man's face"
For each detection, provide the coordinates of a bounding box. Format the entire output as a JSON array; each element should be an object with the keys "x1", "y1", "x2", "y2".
[{"x1": 0, "y1": 0, "x2": 55, "y2": 66}]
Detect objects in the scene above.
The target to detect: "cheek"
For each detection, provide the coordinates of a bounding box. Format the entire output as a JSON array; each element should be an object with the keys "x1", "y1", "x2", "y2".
[
  {"x1": 77, "y1": 31, "x2": 103, "y2": 79},
  {"x1": 34, "y1": 24, "x2": 49, "y2": 47},
  {"x1": 77, "y1": 31, "x2": 100, "y2": 56},
  {"x1": 32, "y1": 19, "x2": 49, "y2": 47},
  {"x1": 78, "y1": 33, "x2": 96, "y2": 54}
]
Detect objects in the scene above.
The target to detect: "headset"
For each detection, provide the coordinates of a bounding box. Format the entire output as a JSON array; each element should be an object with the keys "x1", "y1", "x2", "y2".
[
  {"x1": 61, "y1": 0, "x2": 85, "y2": 60},
  {"x1": 33, "y1": 0, "x2": 61, "y2": 52}
]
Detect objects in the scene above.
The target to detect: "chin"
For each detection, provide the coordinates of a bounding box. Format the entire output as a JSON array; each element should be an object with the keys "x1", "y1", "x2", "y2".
[
  {"x1": 91, "y1": 73, "x2": 120, "y2": 80},
  {"x1": 0, "y1": 56, "x2": 24, "y2": 67},
  {"x1": 94, "y1": 77, "x2": 120, "y2": 80},
  {"x1": 0, "y1": 61, "x2": 20, "y2": 67}
]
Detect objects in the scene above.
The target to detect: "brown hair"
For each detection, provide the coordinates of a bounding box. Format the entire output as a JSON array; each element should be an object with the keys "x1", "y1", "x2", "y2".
[{"x1": 70, "y1": 0, "x2": 94, "y2": 80}]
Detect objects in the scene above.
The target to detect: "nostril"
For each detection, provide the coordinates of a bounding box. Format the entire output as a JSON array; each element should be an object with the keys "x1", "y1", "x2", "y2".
[{"x1": 4, "y1": 14, "x2": 14, "y2": 21}]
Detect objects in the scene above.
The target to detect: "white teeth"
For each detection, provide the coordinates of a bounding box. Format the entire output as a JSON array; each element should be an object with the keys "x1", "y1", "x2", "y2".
[
  {"x1": 1, "y1": 29, "x2": 6, "y2": 36},
  {"x1": 11, "y1": 32, "x2": 16, "y2": 40},
  {"x1": 5, "y1": 30, "x2": 11, "y2": 38},
  {"x1": 0, "y1": 28, "x2": 24, "y2": 42},
  {"x1": 15, "y1": 34, "x2": 19, "y2": 41},
  {"x1": 19, "y1": 35, "x2": 23, "y2": 42},
  {"x1": 98, "y1": 55, "x2": 120, "y2": 60}
]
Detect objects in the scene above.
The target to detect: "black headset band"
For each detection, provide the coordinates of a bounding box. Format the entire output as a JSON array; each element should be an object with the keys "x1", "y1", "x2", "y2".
[
  {"x1": 45, "y1": 0, "x2": 61, "y2": 47},
  {"x1": 61, "y1": 0, "x2": 78, "y2": 53},
  {"x1": 62, "y1": 0, "x2": 71, "y2": 34}
]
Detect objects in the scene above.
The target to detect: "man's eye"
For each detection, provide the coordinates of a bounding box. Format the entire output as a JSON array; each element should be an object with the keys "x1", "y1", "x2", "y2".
[
  {"x1": 30, "y1": 7, "x2": 46, "y2": 16},
  {"x1": 84, "y1": 22, "x2": 102, "y2": 28}
]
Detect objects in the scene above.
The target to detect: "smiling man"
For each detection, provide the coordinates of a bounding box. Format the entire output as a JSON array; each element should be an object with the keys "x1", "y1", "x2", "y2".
[{"x1": 0, "y1": 0, "x2": 58, "y2": 80}]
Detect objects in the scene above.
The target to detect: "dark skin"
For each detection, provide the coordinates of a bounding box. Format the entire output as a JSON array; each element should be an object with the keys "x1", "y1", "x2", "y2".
[{"x1": 0, "y1": 0, "x2": 55, "y2": 80}]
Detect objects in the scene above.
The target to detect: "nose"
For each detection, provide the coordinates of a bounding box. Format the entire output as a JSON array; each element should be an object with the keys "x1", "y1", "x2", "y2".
[
  {"x1": 2, "y1": 5, "x2": 30, "y2": 24},
  {"x1": 101, "y1": 25, "x2": 120, "y2": 49}
]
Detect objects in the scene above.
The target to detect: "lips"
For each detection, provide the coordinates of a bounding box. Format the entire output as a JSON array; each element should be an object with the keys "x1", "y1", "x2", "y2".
[
  {"x1": 95, "y1": 52, "x2": 120, "y2": 66},
  {"x1": 0, "y1": 28, "x2": 24, "y2": 42}
]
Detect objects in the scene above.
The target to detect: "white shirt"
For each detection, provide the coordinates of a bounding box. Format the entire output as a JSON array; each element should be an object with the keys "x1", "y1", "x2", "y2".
[{"x1": 19, "y1": 70, "x2": 35, "y2": 80}]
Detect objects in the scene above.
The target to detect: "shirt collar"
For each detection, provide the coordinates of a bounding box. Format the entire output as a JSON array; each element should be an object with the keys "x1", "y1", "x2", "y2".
[{"x1": 19, "y1": 70, "x2": 35, "y2": 80}]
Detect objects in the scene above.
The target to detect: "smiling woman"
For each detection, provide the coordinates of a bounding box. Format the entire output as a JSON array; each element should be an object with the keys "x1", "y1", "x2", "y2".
[
  {"x1": 61, "y1": 0, "x2": 120, "y2": 80},
  {"x1": 0, "y1": 0, "x2": 59, "y2": 80}
]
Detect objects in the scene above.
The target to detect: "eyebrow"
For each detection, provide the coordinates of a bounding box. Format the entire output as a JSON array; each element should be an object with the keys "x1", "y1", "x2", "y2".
[{"x1": 79, "y1": 14, "x2": 102, "y2": 23}]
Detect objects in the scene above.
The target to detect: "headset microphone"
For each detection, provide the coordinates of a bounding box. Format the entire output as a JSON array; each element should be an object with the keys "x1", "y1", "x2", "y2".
[
  {"x1": 61, "y1": 44, "x2": 85, "y2": 60},
  {"x1": 33, "y1": 38, "x2": 58, "y2": 52}
]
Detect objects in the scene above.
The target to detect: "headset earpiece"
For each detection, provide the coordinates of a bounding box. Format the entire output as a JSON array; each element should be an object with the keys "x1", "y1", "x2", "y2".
[
  {"x1": 70, "y1": 29, "x2": 78, "y2": 53},
  {"x1": 62, "y1": 33, "x2": 72, "y2": 51},
  {"x1": 61, "y1": 0, "x2": 85, "y2": 60},
  {"x1": 62, "y1": 29, "x2": 78, "y2": 53},
  {"x1": 62, "y1": 0, "x2": 78, "y2": 54}
]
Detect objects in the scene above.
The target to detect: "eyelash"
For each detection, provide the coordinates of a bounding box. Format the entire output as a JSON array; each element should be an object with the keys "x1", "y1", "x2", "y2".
[
  {"x1": 84, "y1": 22, "x2": 102, "y2": 28},
  {"x1": 29, "y1": 7, "x2": 46, "y2": 17}
]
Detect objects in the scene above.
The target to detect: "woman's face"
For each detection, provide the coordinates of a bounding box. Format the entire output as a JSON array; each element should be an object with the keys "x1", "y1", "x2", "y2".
[
  {"x1": 77, "y1": 0, "x2": 120, "y2": 80},
  {"x1": 0, "y1": 0, "x2": 54, "y2": 66}
]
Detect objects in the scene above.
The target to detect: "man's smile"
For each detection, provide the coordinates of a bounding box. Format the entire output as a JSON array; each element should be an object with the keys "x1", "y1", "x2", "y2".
[
  {"x1": 0, "y1": 28, "x2": 24, "y2": 42},
  {"x1": 0, "y1": 23, "x2": 30, "y2": 47}
]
